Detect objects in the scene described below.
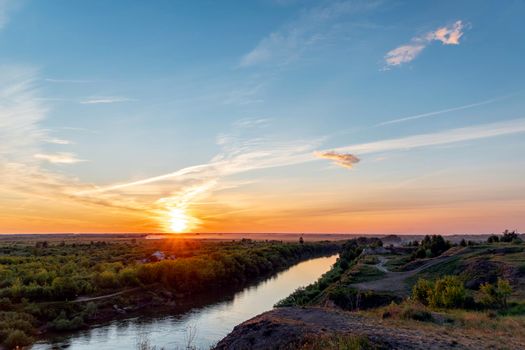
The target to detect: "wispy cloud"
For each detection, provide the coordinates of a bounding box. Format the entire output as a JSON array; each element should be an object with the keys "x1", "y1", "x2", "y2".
[
  {"x1": 45, "y1": 138, "x2": 72, "y2": 145},
  {"x1": 240, "y1": 0, "x2": 380, "y2": 67},
  {"x1": 0, "y1": 0, "x2": 15, "y2": 30},
  {"x1": 80, "y1": 96, "x2": 134, "y2": 104},
  {"x1": 223, "y1": 83, "x2": 265, "y2": 105},
  {"x1": 0, "y1": 66, "x2": 47, "y2": 163},
  {"x1": 315, "y1": 151, "x2": 360, "y2": 169},
  {"x1": 233, "y1": 117, "x2": 272, "y2": 129},
  {"x1": 34, "y1": 152, "x2": 85, "y2": 164},
  {"x1": 83, "y1": 118, "x2": 525, "y2": 196},
  {"x1": 44, "y1": 78, "x2": 94, "y2": 84},
  {"x1": 385, "y1": 20, "x2": 465, "y2": 68},
  {"x1": 75, "y1": 120, "x2": 322, "y2": 231},
  {"x1": 377, "y1": 93, "x2": 516, "y2": 126},
  {"x1": 330, "y1": 118, "x2": 525, "y2": 155}
]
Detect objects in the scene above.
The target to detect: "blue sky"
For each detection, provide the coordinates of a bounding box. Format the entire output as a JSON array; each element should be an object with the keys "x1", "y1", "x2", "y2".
[{"x1": 1, "y1": 0, "x2": 524, "y2": 233}]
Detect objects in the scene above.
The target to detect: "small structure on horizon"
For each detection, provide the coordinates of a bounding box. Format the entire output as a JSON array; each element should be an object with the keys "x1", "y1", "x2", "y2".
[{"x1": 142, "y1": 250, "x2": 176, "y2": 263}]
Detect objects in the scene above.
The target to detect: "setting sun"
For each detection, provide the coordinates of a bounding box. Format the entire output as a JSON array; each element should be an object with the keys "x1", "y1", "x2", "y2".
[{"x1": 168, "y1": 208, "x2": 190, "y2": 233}]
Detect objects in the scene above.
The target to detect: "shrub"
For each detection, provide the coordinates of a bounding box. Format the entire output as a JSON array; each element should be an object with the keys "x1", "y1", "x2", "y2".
[
  {"x1": 479, "y1": 278, "x2": 512, "y2": 309},
  {"x1": 412, "y1": 278, "x2": 433, "y2": 304},
  {"x1": 487, "y1": 235, "x2": 500, "y2": 243},
  {"x1": 430, "y1": 276, "x2": 466, "y2": 308},
  {"x1": 3, "y1": 329, "x2": 33, "y2": 349},
  {"x1": 51, "y1": 311, "x2": 84, "y2": 331},
  {"x1": 412, "y1": 276, "x2": 466, "y2": 309},
  {"x1": 400, "y1": 303, "x2": 433, "y2": 322},
  {"x1": 94, "y1": 270, "x2": 119, "y2": 289},
  {"x1": 0, "y1": 297, "x2": 13, "y2": 310},
  {"x1": 118, "y1": 267, "x2": 139, "y2": 286}
]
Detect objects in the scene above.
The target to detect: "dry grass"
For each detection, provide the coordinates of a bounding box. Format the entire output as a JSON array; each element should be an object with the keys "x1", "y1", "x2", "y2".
[
  {"x1": 295, "y1": 334, "x2": 376, "y2": 350},
  {"x1": 361, "y1": 300, "x2": 525, "y2": 347}
]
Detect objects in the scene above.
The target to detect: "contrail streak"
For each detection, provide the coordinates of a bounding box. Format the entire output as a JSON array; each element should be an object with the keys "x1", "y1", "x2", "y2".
[{"x1": 376, "y1": 93, "x2": 519, "y2": 126}]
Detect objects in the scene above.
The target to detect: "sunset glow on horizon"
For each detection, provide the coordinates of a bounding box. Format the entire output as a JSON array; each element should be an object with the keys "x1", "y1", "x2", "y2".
[{"x1": 1, "y1": 1, "x2": 524, "y2": 235}]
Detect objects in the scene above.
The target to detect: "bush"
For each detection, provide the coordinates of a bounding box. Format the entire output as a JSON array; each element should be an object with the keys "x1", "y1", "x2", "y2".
[
  {"x1": 479, "y1": 278, "x2": 512, "y2": 309},
  {"x1": 3, "y1": 329, "x2": 33, "y2": 349},
  {"x1": 118, "y1": 267, "x2": 140, "y2": 286},
  {"x1": 51, "y1": 311, "x2": 85, "y2": 331},
  {"x1": 401, "y1": 305, "x2": 433, "y2": 322},
  {"x1": 412, "y1": 279, "x2": 433, "y2": 304},
  {"x1": 94, "y1": 270, "x2": 119, "y2": 289},
  {"x1": 0, "y1": 297, "x2": 13, "y2": 310},
  {"x1": 412, "y1": 276, "x2": 466, "y2": 309}
]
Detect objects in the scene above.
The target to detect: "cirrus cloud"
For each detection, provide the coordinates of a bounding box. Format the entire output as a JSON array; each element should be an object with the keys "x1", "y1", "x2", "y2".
[{"x1": 34, "y1": 152, "x2": 85, "y2": 164}]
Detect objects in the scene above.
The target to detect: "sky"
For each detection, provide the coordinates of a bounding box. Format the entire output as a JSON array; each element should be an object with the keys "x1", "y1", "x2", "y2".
[{"x1": 1, "y1": 0, "x2": 524, "y2": 235}]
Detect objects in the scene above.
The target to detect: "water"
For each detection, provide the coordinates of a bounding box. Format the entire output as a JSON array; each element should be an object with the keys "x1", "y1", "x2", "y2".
[{"x1": 34, "y1": 254, "x2": 337, "y2": 350}]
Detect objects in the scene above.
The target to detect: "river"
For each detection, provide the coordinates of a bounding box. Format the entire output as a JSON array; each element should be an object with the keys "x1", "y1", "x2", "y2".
[{"x1": 33, "y1": 254, "x2": 338, "y2": 350}]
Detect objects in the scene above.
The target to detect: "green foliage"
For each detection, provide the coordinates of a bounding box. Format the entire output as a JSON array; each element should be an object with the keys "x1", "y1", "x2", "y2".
[
  {"x1": 487, "y1": 235, "x2": 500, "y2": 243},
  {"x1": 479, "y1": 278, "x2": 512, "y2": 309},
  {"x1": 51, "y1": 310, "x2": 85, "y2": 331},
  {"x1": 411, "y1": 235, "x2": 451, "y2": 260},
  {"x1": 0, "y1": 238, "x2": 340, "y2": 348},
  {"x1": 94, "y1": 270, "x2": 119, "y2": 289},
  {"x1": 501, "y1": 230, "x2": 519, "y2": 243},
  {"x1": 0, "y1": 311, "x2": 36, "y2": 348},
  {"x1": 328, "y1": 287, "x2": 398, "y2": 311},
  {"x1": 412, "y1": 276, "x2": 466, "y2": 309},
  {"x1": 276, "y1": 238, "x2": 377, "y2": 307},
  {"x1": 2, "y1": 329, "x2": 34, "y2": 349},
  {"x1": 412, "y1": 279, "x2": 433, "y2": 305}
]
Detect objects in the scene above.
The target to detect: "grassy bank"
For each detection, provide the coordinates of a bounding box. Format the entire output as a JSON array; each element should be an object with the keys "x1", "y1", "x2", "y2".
[{"x1": 266, "y1": 234, "x2": 525, "y2": 349}]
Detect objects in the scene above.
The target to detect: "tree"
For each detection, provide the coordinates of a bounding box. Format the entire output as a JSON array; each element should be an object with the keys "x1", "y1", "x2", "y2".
[
  {"x1": 299, "y1": 236, "x2": 304, "y2": 244},
  {"x1": 460, "y1": 239, "x2": 467, "y2": 247},
  {"x1": 487, "y1": 234, "x2": 500, "y2": 243},
  {"x1": 501, "y1": 230, "x2": 518, "y2": 243}
]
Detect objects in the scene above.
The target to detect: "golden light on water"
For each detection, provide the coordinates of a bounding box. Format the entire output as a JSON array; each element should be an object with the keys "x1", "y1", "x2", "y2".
[{"x1": 168, "y1": 207, "x2": 190, "y2": 233}]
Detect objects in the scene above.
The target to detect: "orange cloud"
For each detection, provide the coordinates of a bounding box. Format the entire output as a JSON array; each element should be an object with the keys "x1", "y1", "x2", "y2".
[{"x1": 315, "y1": 151, "x2": 360, "y2": 169}]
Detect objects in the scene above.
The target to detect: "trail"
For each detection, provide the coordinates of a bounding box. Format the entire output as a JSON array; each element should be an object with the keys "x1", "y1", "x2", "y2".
[
  {"x1": 351, "y1": 255, "x2": 454, "y2": 295},
  {"x1": 72, "y1": 287, "x2": 142, "y2": 303}
]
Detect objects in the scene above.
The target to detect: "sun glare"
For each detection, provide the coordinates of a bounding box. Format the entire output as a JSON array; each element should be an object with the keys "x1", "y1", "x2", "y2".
[{"x1": 168, "y1": 208, "x2": 189, "y2": 233}]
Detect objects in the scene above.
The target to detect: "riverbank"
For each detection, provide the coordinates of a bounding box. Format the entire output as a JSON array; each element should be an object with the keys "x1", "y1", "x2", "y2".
[
  {"x1": 33, "y1": 255, "x2": 339, "y2": 350},
  {"x1": 216, "y1": 237, "x2": 525, "y2": 349},
  {"x1": 0, "y1": 237, "x2": 341, "y2": 349}
]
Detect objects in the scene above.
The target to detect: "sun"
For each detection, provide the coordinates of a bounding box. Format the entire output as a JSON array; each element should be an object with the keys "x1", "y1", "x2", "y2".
[{"x1": 168, "y1": 208, "x2": 189, "y2": 233}]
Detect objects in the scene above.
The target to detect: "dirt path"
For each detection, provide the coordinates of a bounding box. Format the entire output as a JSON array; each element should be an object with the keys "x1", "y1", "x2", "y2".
[
  {"x1": 352, "y1": 255, "x2": 454, "y2": 295},
  {"x1": 72, "y1": 287, "x2": 142, "y2": 303},
  {"x1": 215, "y1": 307, "x2": 522, "y2": 350},
  {"x1": 374, "y1": 256, "x2": 390, "y2": 273}
]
